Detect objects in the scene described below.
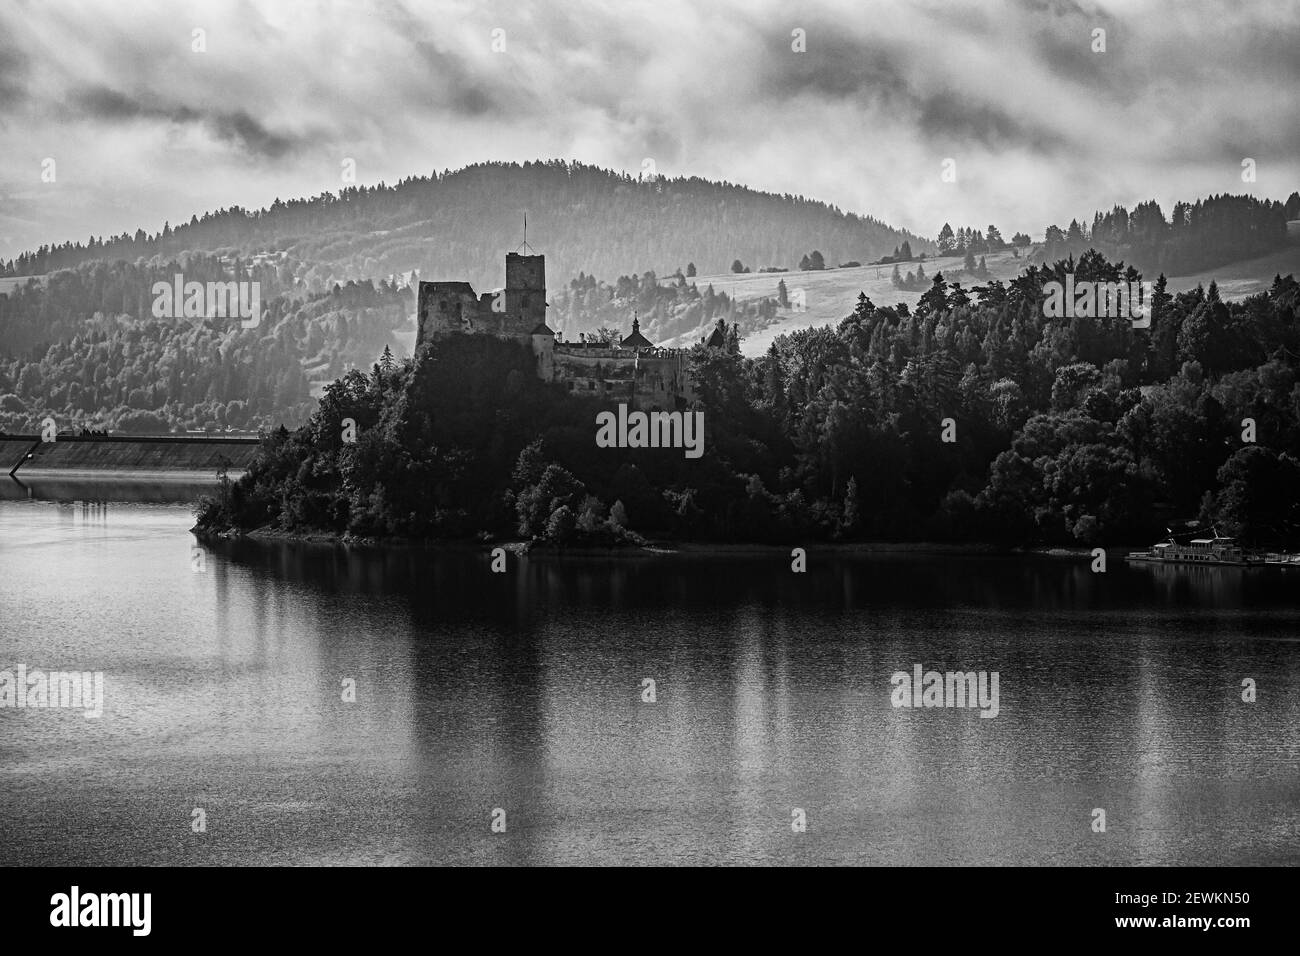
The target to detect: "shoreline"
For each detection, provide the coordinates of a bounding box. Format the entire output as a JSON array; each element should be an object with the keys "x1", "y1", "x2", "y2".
[{"x1": 193, "y1": 525, "x2": 1120, "y2": 558}]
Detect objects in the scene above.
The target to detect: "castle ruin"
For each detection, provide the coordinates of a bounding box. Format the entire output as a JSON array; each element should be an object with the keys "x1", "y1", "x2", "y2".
[{"x1": 417, "y1": 250, "x2": 697, "y2": 411}]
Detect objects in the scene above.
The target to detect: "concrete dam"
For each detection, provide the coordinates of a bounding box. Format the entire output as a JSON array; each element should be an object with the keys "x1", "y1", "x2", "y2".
[{"x1": 2, "y1": 434, "x2": 260, "y2": 482}]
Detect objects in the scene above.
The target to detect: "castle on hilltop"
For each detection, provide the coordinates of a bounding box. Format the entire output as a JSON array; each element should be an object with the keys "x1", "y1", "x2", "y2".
[{"x1": 417, "y1": 249, "x2": 711, "y2": 411}]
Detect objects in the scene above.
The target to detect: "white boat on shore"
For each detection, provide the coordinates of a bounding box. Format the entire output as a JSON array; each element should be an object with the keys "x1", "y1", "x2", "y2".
[{"x1": 1126, "y1": 532, "x2": 1267, "y2": 567}]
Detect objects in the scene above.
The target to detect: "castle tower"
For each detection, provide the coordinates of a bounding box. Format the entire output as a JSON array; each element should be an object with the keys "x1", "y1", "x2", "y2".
[
  {"x1": 620, "y1": 314, "x2": 654, "y2": 350},
  {"x1": 505, "y1": 252, "x2": 546, "y2": 338},
  {"x1": 531, "y1": 323, "x2": 555, "y2": 380}
]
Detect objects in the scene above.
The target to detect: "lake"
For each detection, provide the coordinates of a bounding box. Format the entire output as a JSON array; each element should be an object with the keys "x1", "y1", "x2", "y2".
[{"x1": 2, "y1": 486, "x2": 1298, "y2": 865}]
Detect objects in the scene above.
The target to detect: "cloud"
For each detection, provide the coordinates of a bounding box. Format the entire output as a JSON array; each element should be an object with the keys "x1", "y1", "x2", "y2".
[
  {"x1": 0, "y1": 43, "x2": 27, "y2": 113},
  {"x1": 68, "y1": 86, "x2": 181, "y2": 121},
  {"x1": 0, "y1": 0, "x2": 1296, "y2": 264},
  {"x1": 61, "y1": 85, "x2": 304, "y2": 158}
]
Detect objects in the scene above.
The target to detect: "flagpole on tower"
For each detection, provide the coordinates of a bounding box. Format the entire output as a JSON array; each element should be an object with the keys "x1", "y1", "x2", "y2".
[{"x1": 517, "y1": 212, "x2": 535, "y2": 255}]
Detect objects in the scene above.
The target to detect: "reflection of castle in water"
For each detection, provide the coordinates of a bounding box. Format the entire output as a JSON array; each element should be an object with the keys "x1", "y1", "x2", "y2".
[{"x1": 417, "y1": 249, "x2": 710, "y2": 411}]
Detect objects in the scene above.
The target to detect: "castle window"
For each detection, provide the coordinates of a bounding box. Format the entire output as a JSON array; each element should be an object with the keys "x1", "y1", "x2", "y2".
[
  {"x1": 522, "y1": 295, "x2": 530, "y2": 308},
  {"x1": 439, "y1": 299, "x2": 448, "y2": 311}
]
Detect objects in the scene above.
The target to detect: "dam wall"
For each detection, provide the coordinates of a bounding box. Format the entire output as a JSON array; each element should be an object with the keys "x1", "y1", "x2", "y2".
[
  {"x1": 3, "y1": 434, "x2": 261, "y2": 480},
  {"x1": 0, "y1": 439, "x2": 36, "y2": 474}
]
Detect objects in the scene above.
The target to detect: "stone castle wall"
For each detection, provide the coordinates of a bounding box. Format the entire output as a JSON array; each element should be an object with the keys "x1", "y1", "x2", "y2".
[{"x1": 417, "y1": 252, "x2": 695, "y2": 411}]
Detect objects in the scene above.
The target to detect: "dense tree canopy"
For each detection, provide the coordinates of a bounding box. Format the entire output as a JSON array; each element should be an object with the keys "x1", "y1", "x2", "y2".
[
  {"x1": 1039, "y1": 194, "x2": 1289, "y2": 276},
  {"x1": 0, "y1": 257, "x2": 409, "y2": 433},
  {"x1": 198, "y1": 253, "x2": 1300, "y2": 549}
]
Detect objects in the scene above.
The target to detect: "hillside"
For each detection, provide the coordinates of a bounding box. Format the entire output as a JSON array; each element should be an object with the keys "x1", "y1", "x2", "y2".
[
  {"x1": 675, "y1": 249, "x2": 1038, "y2": 356},
  {"x1": 0, "y1": 276, "x2": 39, "y2": 295},
  {"x1": 690, "y1": 231, "x2": 1299, "y2": 357},
  {"x1": 2, "y1": 160, "x2": 933, "y2": 291},
  {"x1": 1164, "y1": 220, "x2": 1300, "y2": 299},
  {"x1": 196, "y1": 255, "x2": 1300, "y2": 549},
  {"x1": 3, "y1": 164, "x2": 1295, "y2": 433}
]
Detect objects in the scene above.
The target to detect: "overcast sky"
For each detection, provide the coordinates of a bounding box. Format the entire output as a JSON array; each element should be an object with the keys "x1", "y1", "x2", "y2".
[{"x1": 1, "y1": 0, "x2": 1297, "y2": 262}]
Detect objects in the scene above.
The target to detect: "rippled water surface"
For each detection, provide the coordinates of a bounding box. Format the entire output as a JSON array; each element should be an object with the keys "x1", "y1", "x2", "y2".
[{"x1": 2, "y1": 492, "x2": 1298, "y2": 865}]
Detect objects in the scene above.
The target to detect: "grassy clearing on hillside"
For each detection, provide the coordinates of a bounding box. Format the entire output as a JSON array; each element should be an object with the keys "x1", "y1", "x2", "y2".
[
  {"x1": 684, "y1": 234, "x2": 1299, "y2": 357},
  {"x1": 674, "y1": 250, "x2": 1028, "y2": 356},
  {"x1": 1165, "y1": 225, "x2": 1300, "y2": 300},
  {"x1": 0, "y1": 275, "x2": 44, "y2": 294}
]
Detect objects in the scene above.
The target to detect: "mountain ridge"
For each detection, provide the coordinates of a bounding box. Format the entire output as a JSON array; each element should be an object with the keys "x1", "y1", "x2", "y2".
[{"x1": 2, "y1": 159, "x2": 934, "y2": 291}]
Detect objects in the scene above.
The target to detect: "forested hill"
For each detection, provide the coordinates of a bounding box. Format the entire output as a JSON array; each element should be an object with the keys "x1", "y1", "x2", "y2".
[{"x1": 1, "y1": 161, "x2": 933, "y2": 289}]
